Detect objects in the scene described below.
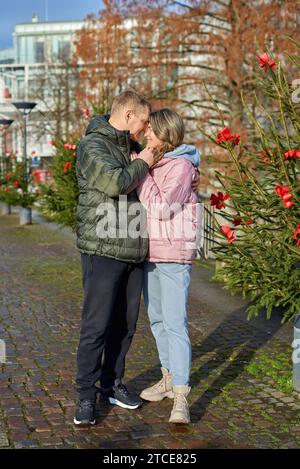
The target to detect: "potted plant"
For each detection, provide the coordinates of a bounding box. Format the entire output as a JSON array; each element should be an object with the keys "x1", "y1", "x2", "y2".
[
  {"x1": 17, "y1": 190, "x2": 38, "y2": 225},
  {"x1": 0, "y1": 174, "x2": 18, "y2": 215},
  {"x1": 1, "y1": 164, "x2": 38, "y2": 225}
]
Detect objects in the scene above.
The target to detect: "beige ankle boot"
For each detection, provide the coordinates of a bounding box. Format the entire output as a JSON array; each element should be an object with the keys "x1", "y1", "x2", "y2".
[
  {"x1": 169, "y1": 385, "x2": 191, "y2": 423},
  {"x1": 140, "y1": 367, "x2": 174, "y2": 401}
]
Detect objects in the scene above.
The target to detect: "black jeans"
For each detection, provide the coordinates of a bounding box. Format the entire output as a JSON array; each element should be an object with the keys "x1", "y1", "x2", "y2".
[{"x1": 76, "y1": 254, "x2": 144, "y2": 400}]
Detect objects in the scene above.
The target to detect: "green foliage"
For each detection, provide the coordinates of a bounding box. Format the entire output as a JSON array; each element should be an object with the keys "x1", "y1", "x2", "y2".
[
  {"x1": 207, "y1": 46, "x2": 300, "y2": 323},
  {"x1": 0, "y1": 184, "x2": 19, "y2": 206},
  {"x1": 0, "y1": 163, "x2": 37, "y2": 207},
  {"x1": 38, "y1": 139, "x2": 79, "y2": 229},
  {"x1": 245, "y1": 349, "x2": 293, "y2": 395}
]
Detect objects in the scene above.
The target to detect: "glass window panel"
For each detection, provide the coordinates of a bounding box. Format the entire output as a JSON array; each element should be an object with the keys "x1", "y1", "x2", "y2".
[{"x1": 35, "y1": 41, "x2": 45, "y2": 63}]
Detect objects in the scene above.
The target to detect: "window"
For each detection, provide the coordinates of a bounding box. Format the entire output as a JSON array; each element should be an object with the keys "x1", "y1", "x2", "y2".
[
  {"x1": 35, "y1": 41, "x2": 45, "y2": 63},
  {"x1": 58, "y1": 41, "x2": 71, "y2": 61}
]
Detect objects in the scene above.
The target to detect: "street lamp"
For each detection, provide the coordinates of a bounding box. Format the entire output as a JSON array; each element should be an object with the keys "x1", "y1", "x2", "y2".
[
  {"x1": 12, "y1": 102, "x2": 37, "y2": 187},
  {"x1": 12, "y1": 102, "x2": 37, "y2": 225},
  {"x1": 0, "y1": 119, "x2": 14, "y2": 179}
]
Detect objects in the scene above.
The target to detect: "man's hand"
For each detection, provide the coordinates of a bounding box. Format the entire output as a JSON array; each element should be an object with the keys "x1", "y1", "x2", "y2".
[
  {"x1": 192, "y1": 168, "x2": 200, "y2": 192},
  {"x1": 132, "y1": 147, "x2": 154, "y2": 168},
  {"x1": 130, "y1": 151, "x2": 138, "y2": 161}
]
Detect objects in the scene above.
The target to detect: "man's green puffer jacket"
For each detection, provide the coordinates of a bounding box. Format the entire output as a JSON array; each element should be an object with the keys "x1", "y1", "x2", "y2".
[{"x1": 76, "y1": 115, "x2": 149, "y2": 263}]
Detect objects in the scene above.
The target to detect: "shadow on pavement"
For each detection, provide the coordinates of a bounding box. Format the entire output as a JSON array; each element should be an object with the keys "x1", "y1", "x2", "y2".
[
  {"x1": 189, "y1": 303, "x2": 286, "y2": 423},
  {"x1": 125, "y1": 302, "x2": 286, "y2": 429}
]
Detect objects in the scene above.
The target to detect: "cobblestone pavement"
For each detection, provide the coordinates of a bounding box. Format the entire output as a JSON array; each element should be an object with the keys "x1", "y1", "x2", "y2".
[{"x1": 0, "y1": 213, "x2": 299, "y2": 449}]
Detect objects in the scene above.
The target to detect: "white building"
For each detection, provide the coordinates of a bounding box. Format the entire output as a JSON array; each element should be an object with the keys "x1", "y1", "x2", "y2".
[{"x1": 0, "y1": 15, "x2": 84, "y2": 164}]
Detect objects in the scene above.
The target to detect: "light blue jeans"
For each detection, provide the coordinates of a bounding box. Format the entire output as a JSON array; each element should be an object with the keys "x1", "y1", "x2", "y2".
[{"x1": 143, "y1": 262, "x2": 192, "y2": 386}]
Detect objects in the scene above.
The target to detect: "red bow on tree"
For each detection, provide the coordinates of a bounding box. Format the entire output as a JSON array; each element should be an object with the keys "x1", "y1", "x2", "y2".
[
  {"x1": 258, "y1": 53, "x2": 276, "y2": 71},
  {"x1": 64, "y1": 162, "x2": 72, "y2": 173},
  {"x1": 64, "y1": 143, "x2": 77, "y2": 151},
  {"x1": 220, "y1": 225, "x2": 236, "y2": 244},
  {"x1": 233, "y1": 218, "x2": 254, "y2": 226},
  {"x1": 210, "y1": 191, "x2": 230, "y2": 209},
  {"x1": 293, "y1": 224, "x2": 300, "y2": 247},
  {"x1": 82, "y1": 108, "x2": 91, "y2": 120},
  {"x1": 274, "y1": 184, "x2": 294, "y2": 209},
  {"x1": 283, "y1": 150, "x2": 300, "y2": 160},
  {"x1": 216, "y1": 127, "x2": 240, "y2": 146}
]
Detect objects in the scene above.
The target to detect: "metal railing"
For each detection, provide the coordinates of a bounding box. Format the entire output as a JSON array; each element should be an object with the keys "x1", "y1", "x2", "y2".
[{"x1": 196, "y1": 196, "x2": 217, "y2": 260}]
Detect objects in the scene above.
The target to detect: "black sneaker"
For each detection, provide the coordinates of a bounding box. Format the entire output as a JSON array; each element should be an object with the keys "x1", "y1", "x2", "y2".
[
  {"x1": 73, "y1": 398, "x2": 96, "y2": 426},
  {"x1": 101, "y1": 383, "x2": 143, "y2": 410}
]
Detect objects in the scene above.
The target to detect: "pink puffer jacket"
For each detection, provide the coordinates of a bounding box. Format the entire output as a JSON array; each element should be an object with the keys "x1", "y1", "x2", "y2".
[{"x1": 136, "y1": 148, "x2": 202, "y2": 264}]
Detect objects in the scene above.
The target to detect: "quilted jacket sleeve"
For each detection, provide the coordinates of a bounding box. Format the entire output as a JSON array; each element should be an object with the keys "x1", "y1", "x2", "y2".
[{"x1": 77, "y1": 138, "x2": 149, "y2": 197}]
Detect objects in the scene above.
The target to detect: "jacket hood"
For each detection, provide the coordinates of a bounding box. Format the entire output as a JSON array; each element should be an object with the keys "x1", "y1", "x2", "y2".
[
  {"x1": 86, "y1": 114, "x2": 126, "y2": 135},
  {"x1": 86, "y1": 115, "x2": 112, "y2": 135},
  {"x1": 164, "y1": 144, "x2": 200, "y2": 167},
  {"x1": 85, "y1": 114, "x2": 135, "y2": 152}
]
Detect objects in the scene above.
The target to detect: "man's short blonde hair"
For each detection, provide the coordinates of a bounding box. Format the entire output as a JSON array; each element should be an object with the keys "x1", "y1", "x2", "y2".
[{"x1": 111, "y1": 90, "x2": 151, "y2": 115}]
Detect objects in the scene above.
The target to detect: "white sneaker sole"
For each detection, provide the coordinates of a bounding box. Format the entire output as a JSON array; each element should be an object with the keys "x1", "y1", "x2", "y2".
[
  {"x1": 73, "y1": 417, "x2": 96, "y2": 425},
  {"x1": 140, "y1": 391, "x2": 174, "y2": 402},
  {"x1": 108, "y1": 397, "x2": 141, "y2": 409},
  {"x1": 169, "y1": 418, "x2": 190, "y2": 424}
]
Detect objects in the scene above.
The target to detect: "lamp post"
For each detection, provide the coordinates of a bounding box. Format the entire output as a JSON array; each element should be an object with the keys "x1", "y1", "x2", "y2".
[
  {"x1": 0, "y1": 119, "x2": 14, "y2": 216},
  {"x1": 12, "y1": 102, "x2": 37, "y2": 186},
  {"x1": 12, "y1": 102, "x2": 37, "y2": 225},
  {"x1": 0, "y1": 119, "x2": 14, "y2": 180}
]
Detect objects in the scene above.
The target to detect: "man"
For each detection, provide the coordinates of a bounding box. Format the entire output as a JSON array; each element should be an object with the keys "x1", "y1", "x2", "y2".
[{"x1": 74, "y1": 91, "x2": 154, "y2": 426}]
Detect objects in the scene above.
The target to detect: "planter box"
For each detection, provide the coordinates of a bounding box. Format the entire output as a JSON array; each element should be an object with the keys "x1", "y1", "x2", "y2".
[
  {"x1": 0, "y1": 202, "x2": 11, "y2": 215},
  {"x1": 293, "y1": 314, "x2": 300, "y2": 393},
  {"x1": 19, "y1": 207, "x2": 32, "y2": 225}
]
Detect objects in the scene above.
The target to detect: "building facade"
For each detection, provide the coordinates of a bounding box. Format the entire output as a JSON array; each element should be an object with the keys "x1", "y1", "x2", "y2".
[{"x1": 0, "y1": 16, "x2": 84, "y2": 164}]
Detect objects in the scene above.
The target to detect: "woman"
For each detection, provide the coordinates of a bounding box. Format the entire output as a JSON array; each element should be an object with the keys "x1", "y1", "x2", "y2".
[{"x1": 132, "y1": 109, "x2": 201, "y2": 423}]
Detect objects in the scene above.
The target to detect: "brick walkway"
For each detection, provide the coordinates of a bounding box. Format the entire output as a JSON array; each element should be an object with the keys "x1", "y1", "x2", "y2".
[{"x1": 0, "y1": 213, "x2": 299, "y2": 449}]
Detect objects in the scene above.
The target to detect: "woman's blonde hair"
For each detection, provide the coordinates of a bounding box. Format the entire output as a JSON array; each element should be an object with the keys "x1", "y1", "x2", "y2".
[{"x1": 149, "y1": 109, "x2": 185, "y2": 163}]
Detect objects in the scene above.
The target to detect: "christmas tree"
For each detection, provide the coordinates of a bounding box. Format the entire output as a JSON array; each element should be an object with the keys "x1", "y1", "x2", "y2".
[
  {"x1": 39, "y1": 138, "x2": 79, "y2": 230},
  {"x1": 0, "y1": 163, "x2": 37, "y2": 208},
  {"x1": 207, "y1": 44, "x2": 300, "y2": 323}
]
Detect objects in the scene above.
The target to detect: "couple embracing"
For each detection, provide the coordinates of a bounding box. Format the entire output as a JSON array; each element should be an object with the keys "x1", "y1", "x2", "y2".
[{"x1": 74, "y1": 90, "x2": 201, "y2": 427}]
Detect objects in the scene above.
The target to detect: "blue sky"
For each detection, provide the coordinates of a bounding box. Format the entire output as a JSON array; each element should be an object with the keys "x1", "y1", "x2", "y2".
[{"x1": 0, "y1": 0, "x2": 103, "y2": 49}]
